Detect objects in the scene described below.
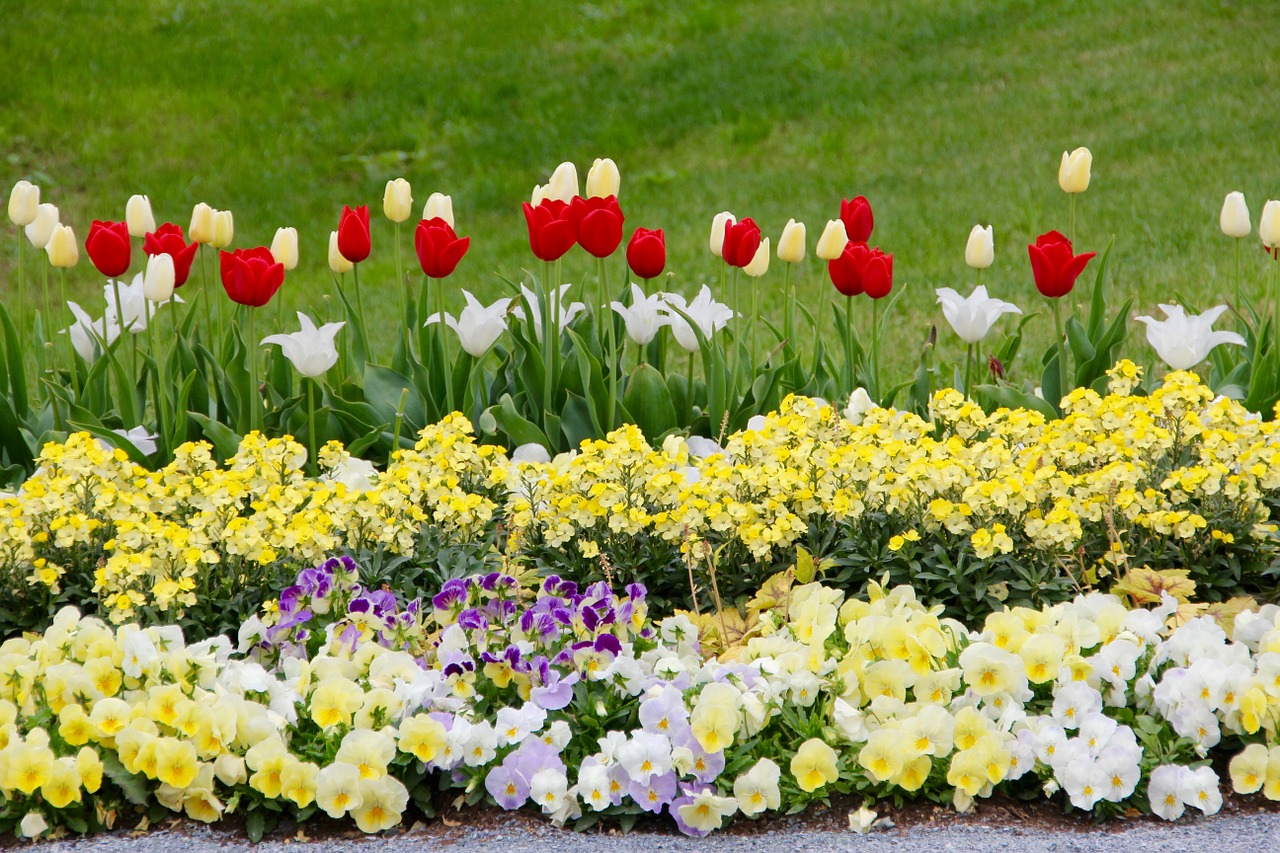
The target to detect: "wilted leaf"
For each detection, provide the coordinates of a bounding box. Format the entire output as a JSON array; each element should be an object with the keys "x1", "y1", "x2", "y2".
[
  {"x1": 1111, "y1": 567, "x2": 1195, "y2": 606},
  {"x1": 1207, "y1": 596, "x2": 1258, "y2": 638},
  {"x1": 746, "y1": 569, "x2": 795, "y2": 618}
]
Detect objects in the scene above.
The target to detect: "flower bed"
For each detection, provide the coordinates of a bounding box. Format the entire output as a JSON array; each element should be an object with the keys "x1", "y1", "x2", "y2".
[{"x1": 1, "y1": 552, "x2": 1279, "y2": 841}]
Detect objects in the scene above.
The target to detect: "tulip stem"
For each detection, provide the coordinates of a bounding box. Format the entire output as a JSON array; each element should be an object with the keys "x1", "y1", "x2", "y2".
[
  {"x1": 731, "y1": 267, "x2": 742, "y2": 399},
  {"x1": 782, "y1": 264, "x2": 792, "y2": 358},
  {"x1": 871, "y1": 297, "x2": 880, "y2": 401},
  {"x1": 352, "y1": 263, "x2": 367, "y2": 361},
  {"x1": 147, "y1": 305, "x2": 166, "y2": 446},
  {"x1": 964, "y1": 343, "x2": 974, "y2": 400},
  {"x1": 1069, "y1": 195, "x2": 1077, "y2": 246},
  {"x1": 308, "y1": 379, "x2": 319, "y2": 477},
  {"x1": 41, "y1": 261, "x2": 50, "y2": 354},
  {"x1": 750, "y1": 277, "x2": 759, "y2": 372},
  {"x1": 844, "y1": 294, "x2": 853, "y2": 395},
  {"x1": 395, "y1": 221, "x2": 409, "y2": 357},
  {"x1": 246, "y1": 307, "x2": 258, "y2": 434},
  {"x1": 1234, "y1": 238, "x2": 1241, "y2": 308},
  {"x1": 59, "y1": 268, "x2": 79, "y2": 391},
  {"x1": 542, "y1": 262, "x2": 554, "y2": 433},
  {"x1": 1052, "y1": 296, "x2": 1067, "y2": 407},
  {"x1": 15, "y1": 237, "x2": 24, "y2": 344},
  {"x1": 600, "y1": 257, "x2": 616, "y2": 432}
]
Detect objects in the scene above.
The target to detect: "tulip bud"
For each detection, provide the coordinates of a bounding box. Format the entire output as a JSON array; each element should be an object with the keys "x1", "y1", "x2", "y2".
[
  {"x1": 815, "y1": 219, "x2": 848, "y2": 260},
  {"x1": 965, "y1": 224, "x2": 995, "y2": 269},
  {"x1": 126, "y1": 194, "x2": 156, "y2": 238},
  {"x1": 545, "y1": 162, "x2": 579, "y2": 203},
  {"x1": 24, "y1": 202, "x2": 59, "y2": 249},
  {"x1": 7, "y1": 180, "x2": 39, "y2": 226},
  {"x1": 383, "y1": 177, "x2": 413, "y2": 223},
  {"x1": 271, "y1": 227, "x2": 299, "y2": 270},
  {"x1": 143, "y1": 253, "x2": 176, "y2": 303},
  {"x1": 1220, "y1": 192, "x2": 1251, "y2": 239},
  {"x1": 777, "y1": 219, "x2": 806, "y2": 263},
  {"x1": 45, "y1": 224, "x2": 78, "y2": 268},
  {"x1": 709, "y1": 211, "x2": 734, "y2": 257},
  {"x1": 1058, "y1": 147, "x2": 1092, "y2": 194},
  {"x1": 586, "y1": 158, "x2": 620, "y2": 199},
  {"x1": 328, "y1": 230, "x2": 353, "y2": 273},
  {"x1": 744, "y1": 237, "x2": 770, "y2": 277},
  {"x1": 211, "y1": 210, "x2": 234, "y2": 248},
  {"x1": 424, "y1": 192, "x2": 455, "y2": 228},
  {"x1": 189, "y1": 202, "x2": 216, "y2": 244},
  {"x1": 530, "y1": 184, "x2": 548, "y2": 206},
  {"x1": 1260, "y1": 200, "x2": 1280, "y2": 249}
]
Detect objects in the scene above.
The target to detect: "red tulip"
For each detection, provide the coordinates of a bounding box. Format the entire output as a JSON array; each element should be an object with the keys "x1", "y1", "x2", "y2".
[
  {"x1": 414, "y1": 217, "x2": 470, "y2": 278},
  {"x1": 827, "y1": 242, "x2": 894, "y2": 299},
  {"x1": 220, "y1": 247, "x2": 284, "y2": 307},
  {"x1": 1027, "y1": 230, "x2": 1095, "y2": 298},
  {"x1": 626, "y1": 228, "x2": 666, "y2": 280},
  {"x1": 337, "y1": 204, "x2": 371, "y2": 264},
  {"x1": 569, "y1": 195, "x2": 625, "y2": 258},
  {"x1": 143, "y1": 223, "x2": 199, "y2": 287},
  {"x1": 840, "y1": 196, "x2": 874, "y2": 243},
  {"x1": 721, "y1": 217, "x2": 762, "y2": 268},
  {"x1": 84, "y1": 220, "x2": 131, "y2": 278},
  {"x1": 522, "y1": 199, "x2": 576, "y2": 262}
]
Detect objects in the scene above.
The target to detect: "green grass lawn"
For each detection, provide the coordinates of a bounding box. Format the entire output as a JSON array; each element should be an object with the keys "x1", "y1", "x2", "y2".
[{"x1": 3, "y1": 0, "x2": 1279, "y2": 382}]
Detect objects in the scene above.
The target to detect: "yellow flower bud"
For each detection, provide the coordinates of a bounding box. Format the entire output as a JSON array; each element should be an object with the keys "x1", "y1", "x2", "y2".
[
  {"x1": 126, "y1": 194, "x2": 156, "y2": 238},
  {"x1": 1058, "y1": 147, "x2": 1092, "y2": 194},
  {"x1": 189, "y1": 202, "x2": 216, "y2": 244},
  {"x1": 586, "y1": 158, "x2": 620, "y2": 199},
  {"x1": 383, "y1": 178, "x2": 413, "y2": 223},
  {"x1": 46, "y1": 224, "x2": 78, "y2": 268},
  {"x1": 777, "y1": 219, "x2": 806, "y2": 264},
  {"x1": 8, "y1": 180, "x2": 39, "y2": 226},
  {"x1": 271, "y1": 227, "x2": 299, "y2": 270},
  {"x1": 329, "y1": 231, "x2": 353, "y2": 274},
  {"x1": 423, "y1": 193, "x2": 454, "y2": 227},
  {"x1": 815, "y1": 219, "x2": 848, "y2": 260},
  {"x1": 211, "y1": 210, "x2": 234, "y2": 248}
]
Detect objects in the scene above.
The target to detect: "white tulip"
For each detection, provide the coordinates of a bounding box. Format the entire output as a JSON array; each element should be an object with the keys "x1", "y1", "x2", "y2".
[
  {"x1": 143, "y1": 253, "x2": 176, "y2": 303},
  {"x1": 1219, "y1": 192, "x2": 1251, "y2": 239},
  {"x1": 512, "y1": 283, "x2": 584, "y2": 343},
  {"x1": 126, "y1": 194, "x2": 156, "y2": 237},
  {"x1": 1260, "y1": 200, "x2": 1280, "y2": 249},
  {"x1": 426, "y1": 290, "x2": 513, "y2": 358},
  {"x1": 815, "y1": 219, "x2": 848, "y2": 260},
  {"x1": 586, "y1": 158, "x2": 620, "y2": 198},
  {"x1": 104, "y1": 273, "x2": 181, "y2": 333},
  {"x1": 935, "y1": 285, "x2": 1022, "y2": 343},
  {"x1": 743, "y1": 237, "x2": 770, "y2": 277},
  {"x1": 271, "y1": 227, "x2": 299, "y2": 270},
  {"x1": 610, "y1": 283, "x2": 670, "y2": 346},
  {"x1": 777, "y1": 219, "x2": 806, "y2": 263},
  {"x1": 113, "y1": 426, "x2": 159, "y2": 456},
  {"x1": 383, "y1": 178, "x2": 413, "y2": 223},
  {"x1": 659, "y1": 286, "x2": 735, "y2": 352},
  {"x1": 424, "y1": 193, "x2": 455, "y2": 227},
  {"x1": 45, "y1": 224, "x2": 78, "y2": 267},
  {"x1": 328, "y1": 231, "x2": 353, "y2": 274},
  {"x1": 545, "y1": 162, "x2": 579, "y2": 203},
  {"x1": 189, "y1": 202, "x2": 216, "y2": 244},
  {"x1": 210, "y1": 209, "x2": 234, "y2": 248},
  {"x1": 261, "y1": 312, "x2": 345, "y2": 378},
  {"x1": 8, "y1": 180, "x2": 39, "y2": 226},
  {"x1": 843, "y1": 388, "x2": 877, "y2": 425},
  {"x1": 64, "y1": 301, "x2": 121, "y2": 362},
  {"x1": 1135, "y1": 304, "x2": 1244, "y2": 371},
  {"x1": 24, "y1": 202, "x2": 58, "y2": 249},
  {"x1": 709, "y1": 211, "x2": 735, "y2": 257},
  {"x1": 965, "y1": 224, "x2": 994, "y2": 269},
  {"x1": 1058, "y1": 147, "x2": 1092, "y2": 193}
]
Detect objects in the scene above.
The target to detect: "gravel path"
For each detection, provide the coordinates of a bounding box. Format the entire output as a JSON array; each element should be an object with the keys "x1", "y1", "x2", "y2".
[{"x1": 23, "y1": 812, "x2": 1280, "y2": 853}]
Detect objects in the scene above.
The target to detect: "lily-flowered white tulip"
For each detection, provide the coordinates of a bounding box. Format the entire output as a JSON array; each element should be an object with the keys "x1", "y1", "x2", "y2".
[
  {"x1": 426, "y1": 290, "x2": 513, "y2": 357},
  {"x1": 1135, "y1": 304, "x2": 1244, "y2": 371},
  {"x1": 935, "y1": 285, "x2": 1022, "y2": 343},
  {"x1": 113, "y1": 426, "x2": 159, "y2": 456},
  {"x1": 261, "y1": 312, "x2": 345, "y2": 377},
  {"x1": 64, "y1": 301, "x2": 121, "y2": 363},
  {"x1": 610, "y1": 283, "x2": 669, "y2": 346},
  {"x1": 104, "y1": 274, "x2": 181, "y2": 334},
  {"x1": 964, "y1": 225, "x2": 994, "y2": 269},
  {"x1": 513, "y1": 283, "x2": 584, "y2": 343},
  {"x1": 660, "y1": 286, "x2": 735, "y2": 352},
  {"x1": 843, "y1": 388, "x2": 877, "y2": 424}
]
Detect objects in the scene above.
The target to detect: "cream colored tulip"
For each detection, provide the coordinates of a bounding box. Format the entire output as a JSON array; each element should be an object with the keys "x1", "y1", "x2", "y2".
[
  {"x1": 211, "y1": 210, "x2": 234, "y2": 248},
  {"x1": 777, "y1": 219, "x2": 806, "y2": 264},
  {"x1": 744, "y1": 237, "x2": 770, "y2": 277},
  {"x1": 1058, "y1": 147, "x2": 1092, "y2": 193},
  {"x1": 424, "y1": 192, "x2": 455, "y2": 227},
  {"x1": 271, "y1": 227, "x2": 299, "y2": 270},
  {"x1": 8, "y1": 180, "x2": 39, "y2": 226},
  {"x1": 189, "y1": 202, "x2": 216, "y2": 244},
  {"x1": 143, "y1": 253, "x2": 176, "y2": 303},
  {"x1": 815, "y1": 219, "x2": 848, "y2": 260},
  {"x1": 1220, "y1": 192, "x2": 1251, "y2": 238},
  {"x1": 545, "y1": 162, "x2": 579, "y2": 203},
  {"x1": 530, "y1": 184, "x2": 549, "y2": 206},
  {"x1": 1260, "y1": 200, "x2": 1280, "y2": 249},
  {"x1": 965, "y1": 225, "x2": 994, "y2": 269},
  {"x1": 586, "y1": 158, "x2": 620, "y2": 198},
  {"x1": 383, "y1": 178, "x2": 413, "y2": 223},
  {"x1": 126, "y1": 194, "x2": 156, "y2": 237},
  {"x1": 709, "y1": 211, "x2": 735, "y2": 257},
  {"x1": 329, "y1": 231, "x2": 353, "y2": 273},
  {"x1": 46, "y1": 224, "x2": 78, "y2": 267},
  {"x1": 24, "y1": 202, "x2": 58, "y2": 249}
]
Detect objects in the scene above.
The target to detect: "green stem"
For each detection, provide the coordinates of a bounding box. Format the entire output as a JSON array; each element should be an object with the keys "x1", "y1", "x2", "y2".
[
  {"x1": 871, "y1": 297, "x2": 880, "y2": 400},
  {"x1": 731, "y1": 266, "x2": 742, "y2": 398},
  {"x1": 749, "y1": 277, "x2": 759, "y2": 371},
  {"x1": 247, "y1": 307, "x2": 258, "y2": 433},
  {"x1": 16, "y1": 237, "x2": 24, "y2": 344},
  {"x1": 844, "y1": 294, "x2": 853, "y2": 394},
  {"x1": 395, "y1": 221, "x2": 409, "y2": 357},
  {"x1": 147, "y1": 306, "x2": 165, "y2": 441},
  {"x1": 1052, "y1": 296, "x2": 1067, "y2": 406},
  {"x1": 600, "y1": 257, "x2": 617, "y2": 432},
  {"x1": 308, "y1": 379, "x2": 319, "y2": 477},
  {"x1": 782, "y1": 263, "x2": 792, "y2": 358},
  {"x1": 964, "y1": 342, "x2": 974, "y2": 400},
  {"x1": 541, "y1": 262, "x2": 554, "y2": 433},
  {"x1": 390, "y1": 387, "x2": 408, "y2": 468},
  {"x1": 41, "y1": 260, "x2": 50, "y2": 349},
  {"x1": 60, "y1": 269, "x2": 78, "y2": 390},
  {"x1": 1069, "y1": 194, "x2": 1077, "y2": 247},
  {"x1": 1235, "y1": 238, "x2": 1242, "y2": 307},
  {"x1": 353, "y1": 263, "x2": 366, "y2": 361}
]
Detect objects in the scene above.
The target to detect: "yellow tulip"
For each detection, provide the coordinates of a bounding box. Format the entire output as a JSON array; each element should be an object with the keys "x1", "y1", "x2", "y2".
[
  {"x1": 586, "y1": 157, "x2": 620, "y2": 198},
  {"x1": 777, "y1": 219, "x2": 806, "y2": 264},
  {"x1": 814, "y1": 219, "x2": 848, "y2": 260},
  {"x1": 271, "y1": 227, "x2": 299, "y2": 270},
  {"x1": 189, "y1": 202, "x2": 216, "y2": 244},
  {"x1": 126, "y1": 194, "x2": 156, "y2": 237},
  {"x1": 328, "y1": 231, "x2": 354, "y2": 275},
  {"x1": 383, "y1": 178, "x2": 413, "y2": 223},
  {"x1": 8, "y1": 180, "x2": 39, "y2": 226},
  {"x1": 1058, "y1": 147, "x2": 1092, "y2": 193},
  {"x1": 45, "y1": 224, "x2": 79, "y2": 267},
  {"x1": 211, "y1": 210, "x2": 234, "y2": 248}
]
